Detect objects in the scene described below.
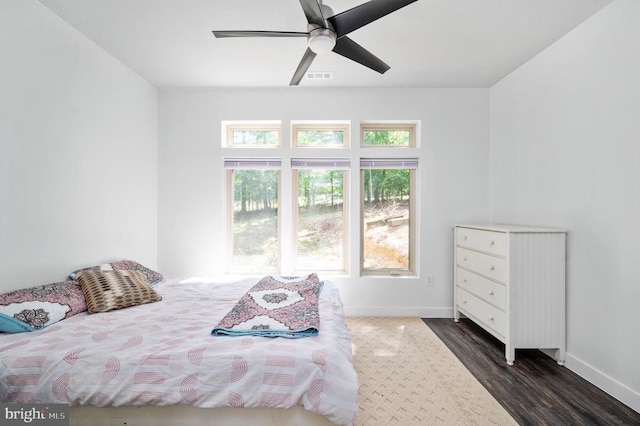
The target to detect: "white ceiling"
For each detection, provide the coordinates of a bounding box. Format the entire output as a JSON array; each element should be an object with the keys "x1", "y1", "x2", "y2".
[{"x1": 38, "y1": 0, "x2": 613, "y2": 89}]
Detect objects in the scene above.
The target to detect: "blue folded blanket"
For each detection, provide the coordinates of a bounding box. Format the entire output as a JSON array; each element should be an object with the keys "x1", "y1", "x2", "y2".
[{"x1": 211, "y1": 274, "x2": 323, "y2": 339}]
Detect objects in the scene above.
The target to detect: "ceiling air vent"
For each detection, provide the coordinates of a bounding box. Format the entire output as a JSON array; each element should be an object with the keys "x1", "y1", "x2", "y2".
[{"x1": 305, "y1": 72, "x2": 333, "y2": 80}]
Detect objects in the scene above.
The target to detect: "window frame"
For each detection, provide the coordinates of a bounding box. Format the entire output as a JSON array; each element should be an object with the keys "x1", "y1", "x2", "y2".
[
  {"x1": 220, "y1": 119, "x2": 421, "y2": 279},
  {"x1": 359, "y1": 158, "x2": 418, "y2": 277},
  {"x1": 222, "y1": 121, "x2": 281, "y2": 148},
  {"x1": 360, "y1": 122, "x2": 417, "y2": 148},
  {"x1": 292, "y1": 121, "x2": 350, "y2": 148}
]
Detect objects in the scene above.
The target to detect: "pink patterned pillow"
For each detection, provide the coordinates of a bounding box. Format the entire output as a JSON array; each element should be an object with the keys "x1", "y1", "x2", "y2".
[{"x1": 0, "y1": 281, "x2": 87, "y2": 333}]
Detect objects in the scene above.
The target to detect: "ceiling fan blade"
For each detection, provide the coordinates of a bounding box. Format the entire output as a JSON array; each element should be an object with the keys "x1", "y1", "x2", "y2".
[
  {"x1": 327, "y1": 0, "x2": 418, "y2": 38},
  {"x1": 299, "y1": 0, "x2": 326, "y2": 27},
  {"x1": 290, "y1": 48, "x2": 317, "y2": 86},
  {"x1": 213, "y1": 30, "x2": 308, "y2": 38},
  {"x1": 332, "y1": 36, "x2": 390, "y2": 74}
]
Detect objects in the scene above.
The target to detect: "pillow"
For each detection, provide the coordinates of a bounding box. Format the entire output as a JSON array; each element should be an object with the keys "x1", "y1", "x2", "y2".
[
  {"x1": 77, "y1": 270, "x2": 162, "y2": 314},
  {"x1": 71, "y1": 259, "x2": 163, "y2": 284},
  {"x1": 0, "y1": 281, "x2": 87, "y2": 333}
]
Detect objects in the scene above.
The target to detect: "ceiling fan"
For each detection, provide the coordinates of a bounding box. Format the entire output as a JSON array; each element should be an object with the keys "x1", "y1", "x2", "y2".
[{"x1": 212, "y1": 0, "x2": 418, "y2": 86}]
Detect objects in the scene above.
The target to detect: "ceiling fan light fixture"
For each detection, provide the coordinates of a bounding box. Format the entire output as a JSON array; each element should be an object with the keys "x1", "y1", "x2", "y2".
[{"x1": 308, "y1": 28, "x2": 336, "y2": 54}]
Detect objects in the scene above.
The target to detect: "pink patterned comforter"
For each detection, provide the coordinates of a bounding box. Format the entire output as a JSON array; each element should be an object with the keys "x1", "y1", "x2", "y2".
[{"x1": 0, "y1": 277, "x2": 359, "y2": 425}]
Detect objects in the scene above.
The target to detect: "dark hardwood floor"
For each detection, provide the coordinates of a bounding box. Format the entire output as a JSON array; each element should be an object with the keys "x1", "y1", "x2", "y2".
[{"x1": 422, "y1": 318, "x2": 640, "y2": 426}]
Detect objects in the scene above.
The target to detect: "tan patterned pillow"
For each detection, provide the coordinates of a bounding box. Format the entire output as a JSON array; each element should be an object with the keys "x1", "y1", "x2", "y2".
[{"x1": 77, "y1": 270, "x2": 162, "y2": 313}]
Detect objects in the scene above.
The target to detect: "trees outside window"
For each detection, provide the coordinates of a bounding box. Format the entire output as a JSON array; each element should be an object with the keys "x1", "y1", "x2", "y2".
[
  {"x1": 226, "y1": 160, "x2": 280, "y2": 272},
  {"x1": 292, "y1": 122, "x2": 349, "y2": 147},
  {"x1": 360, "y1": 159, "x2": 417, "y2": 275},
  {"x1": 223, "y1": 121, "x2": 280, "y2": 147},
  {"x1": 361, "y1": 123, "x2": 416, "y2": 147},
  {"x1": 293, "y1": 159, "x2": 349, "y2": 273}
]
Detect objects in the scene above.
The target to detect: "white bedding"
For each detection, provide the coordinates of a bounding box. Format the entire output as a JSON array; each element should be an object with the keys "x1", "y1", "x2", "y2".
[{"x1": 0, "y1": 277, "x2": 359, "y2": 426}]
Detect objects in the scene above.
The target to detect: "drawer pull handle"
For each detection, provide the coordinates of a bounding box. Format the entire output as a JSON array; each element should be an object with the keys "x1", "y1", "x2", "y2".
[
  {"x1": 463, "y1": 257, "x2": 467, "y2": 262},
  {"x1": 463, "y1": 300, "x2": 467, "y2": 304},
  {"x1": 463, "y1": 279, "x2": 467, "y2": 283},
  {"x1": 463, "y1": 235, "x2": 468, "y2": 240},
  {"x1": 488, "y1": 316, "x2": 494, "y2": 321},
  {"x1": 489, "y1": 291, "x2": 494, "y2": 296},
  {"x1": 489, "y1": 240, "x2": 495, "y2": 246},
  {"x1": 489, "y1": 266, "x2": 495, "y2": 271}
]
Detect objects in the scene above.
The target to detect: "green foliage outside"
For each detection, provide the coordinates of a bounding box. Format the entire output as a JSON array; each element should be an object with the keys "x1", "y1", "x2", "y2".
[
  {"x1": 362, "y1": 168, "x2": 410, "y2": 204},
  {"x1": 297, "y1": 129, "x2": 344, "y2": 146},
  {"x1": 362, "y1": 168, "x2": 411, "y2": 270},
  {"x1": 296, "y1": 170, "x2": 345, "y2": 270},
  {"x1": 232, "y1": 169, "x2": 278, "y2": 270},
  {"x1": 233, "y1": 169, "x2": 278, "y2": 213},
  {"x1": 230, "y1": 167, "x2": 411, "y2": 272},
  {"x1": 297, "y1": 169, "x2": 344, "y2": 209},
  {"x1": 363, "y1": 129, "x2": 411, "y2": 146},
  {"x1": 232, "y1": 129, "x2": 278, "y2": 146},
  {"x1": 231, "y1": 169, "x2": 346, "y2": 271}
]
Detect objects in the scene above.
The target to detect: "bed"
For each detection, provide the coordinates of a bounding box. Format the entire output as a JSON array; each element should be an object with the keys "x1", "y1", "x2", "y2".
[{"x1": 0, "y1": 275, "x2": 359, "y2": 426}]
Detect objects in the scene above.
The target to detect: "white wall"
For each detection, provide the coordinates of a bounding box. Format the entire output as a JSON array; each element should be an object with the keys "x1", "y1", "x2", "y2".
[
  {"x1": 0, "y1": 0, "x2": 158, "y2": 291},
  {"x1": 158, "y1": 88, "x2": 490, "y2": 315},
  {"x1": 490, "y1": 0, "x2": 640, "y2": 411},
  {"x1": 3, "y1": 0, "x2": 636, "y2": 413}
]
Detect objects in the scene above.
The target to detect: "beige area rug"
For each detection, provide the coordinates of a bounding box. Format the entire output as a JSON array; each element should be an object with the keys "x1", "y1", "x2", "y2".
[{"x1": 346, "y1": 317, "x2": 517, "y2": 426}]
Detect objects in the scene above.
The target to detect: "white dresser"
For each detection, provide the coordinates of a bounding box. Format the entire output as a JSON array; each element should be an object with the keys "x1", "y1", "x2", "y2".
[{"x1": 453, "y1": 224, "x2": 566, "y2": 365}]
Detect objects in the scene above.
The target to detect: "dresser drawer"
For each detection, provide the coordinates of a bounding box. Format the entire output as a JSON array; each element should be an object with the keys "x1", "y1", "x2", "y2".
[
  {"x1": 456, "y1": 267, "x2": 506, "y2": 311},
  {"x1": 456, "y1": 287, "x2": 507, "y2": 337},
  {"x1": 456, "y1": 227, "x2": 507, "y2": 256},
  {"x1": 456, "y1": 247, "x2": 508, "y2": 283}
]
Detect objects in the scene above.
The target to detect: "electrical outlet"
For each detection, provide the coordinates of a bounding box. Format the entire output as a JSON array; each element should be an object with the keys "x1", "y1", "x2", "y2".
[{"x1": 426, "y1": 275, "x2": 434, "y2": 286}]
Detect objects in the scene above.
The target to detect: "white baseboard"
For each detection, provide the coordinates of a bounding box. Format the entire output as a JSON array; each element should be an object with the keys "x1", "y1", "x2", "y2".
[
  {"x1": 564, "y1": 353, "x2": 640, "y2": 414},
  {"x1": 344, "y1": 307, "x2": 453, "y2": 318}
]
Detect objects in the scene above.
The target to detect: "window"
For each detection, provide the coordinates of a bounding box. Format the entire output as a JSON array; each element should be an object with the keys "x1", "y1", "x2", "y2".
[
  {"x1": 223, "y1": 121, "x2": 280, "y2": 147},
  {"x1": 222, "y1": 120, "x2": 420, "y2": 278},
  {"x1": 360, "y1": 158, "x2": 417, "y2": 276},
  {"x1": 292, "y1": 159, "x2": 349, "y2": 273},
  {"x1": 225, "y1": 158, "x2": 281, "y2": 272},
  {"x1": 361, "y1": 123, "x2": 416, "y2": 147},
  {"x1": 292, "y1": 122, "x2": 350, "y2": 147}
]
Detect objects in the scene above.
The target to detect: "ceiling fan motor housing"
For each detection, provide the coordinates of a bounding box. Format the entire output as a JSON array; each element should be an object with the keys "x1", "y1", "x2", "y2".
[{"x1": 308, "y1": 25, "x2": 337, "y2": 54}]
